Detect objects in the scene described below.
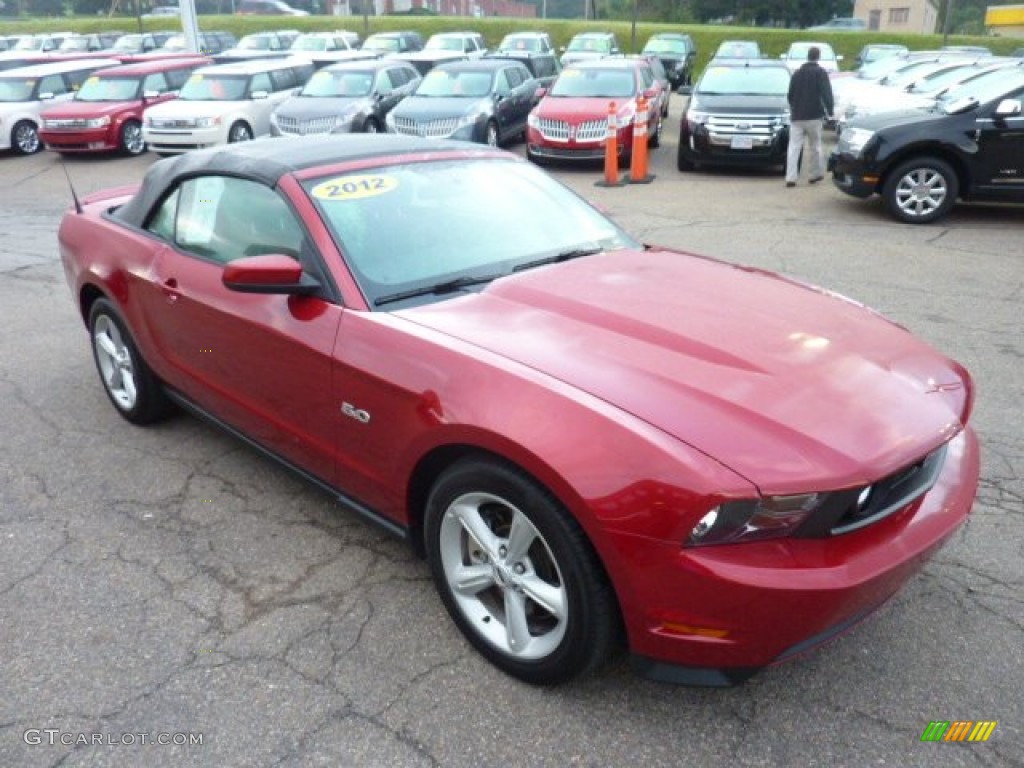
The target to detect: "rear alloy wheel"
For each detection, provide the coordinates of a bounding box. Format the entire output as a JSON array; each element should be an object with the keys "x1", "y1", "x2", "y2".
[
  {"x1": 119, "y1": 120, "x2": 145, "y2": 156},
  {"x1": 12, "y1": 120, "x2": 41, "y2": 155},
  {"x1": 883, "y1": 157, "x2": 959, "y2": 224},
  {"x1": 228, "y1": 121, "x2": 253, "y2": 144},
  {"x1": 649, "y1": 114, "x2": 662, "y2": 149},
  {"x1": 425, "y1": 458, "x2": 618, "y2": 685},
  {"x1": 484, "y1": 120, "x2": 499, "y2": 147},
  {"x1": 89, "y1": 298, "x2": 170, "y2": 425}
]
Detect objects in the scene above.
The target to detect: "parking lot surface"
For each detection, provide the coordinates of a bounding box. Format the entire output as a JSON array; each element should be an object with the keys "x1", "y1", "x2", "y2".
[{"x1": 1, "y1": 120, "x2": 1021, "y2": 767}]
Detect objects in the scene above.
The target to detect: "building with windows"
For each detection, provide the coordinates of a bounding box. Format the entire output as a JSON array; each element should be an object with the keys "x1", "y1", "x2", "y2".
[{"x1": 853, "y1": 0, "x2": 939, "y2": 34}]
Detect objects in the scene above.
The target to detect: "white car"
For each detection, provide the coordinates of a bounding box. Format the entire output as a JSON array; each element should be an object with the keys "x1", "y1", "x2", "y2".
[
  {"x1": 0, "y1": 58, "x2": 120, "y2": 154},
  {"x1": 142, "y1": 58, "x2": 314, "y2": 155},
  {"x1": 780, "y1": 42, "x2": 842, "y2": 74}
]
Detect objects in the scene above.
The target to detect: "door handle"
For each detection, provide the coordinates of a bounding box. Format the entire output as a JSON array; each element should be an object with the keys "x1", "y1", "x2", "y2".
[{"x1": 162, "y1": 277, "x2": 180, "y2": 303}]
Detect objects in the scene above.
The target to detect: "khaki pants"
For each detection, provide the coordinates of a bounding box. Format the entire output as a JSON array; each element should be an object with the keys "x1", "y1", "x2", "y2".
[{"x1": 786, "y1": 119, "x2": 825, "y2": 183}]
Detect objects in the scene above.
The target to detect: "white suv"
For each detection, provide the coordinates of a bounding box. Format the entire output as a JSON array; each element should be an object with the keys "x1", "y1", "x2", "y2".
[
  {"x1": 0, "y1": 58, "x2": 120, "y2": 154},
  {"x1": 142, "y1": 58, "x2": 313, "y2": 155}
]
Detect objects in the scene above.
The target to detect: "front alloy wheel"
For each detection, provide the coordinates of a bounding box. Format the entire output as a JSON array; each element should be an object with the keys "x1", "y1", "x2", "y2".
[
  {"x1": 13, "y1": 120, "x2": 41, "y2": 154},
  {"x1": 484, "y1": 120, "x2": 499, "y2": 147},
  {"x1": 120, "y1": 120, "x2": 145, "y2": 156},
  {"x1": 425, "y1": 458, "x2": 617, "y2": 685},
  {"x1": 883, "y1": 157, "x2": 959, "y2": 224},
  {"x1": 228, "y1": 121, "x2": 253, "y2": 143}
]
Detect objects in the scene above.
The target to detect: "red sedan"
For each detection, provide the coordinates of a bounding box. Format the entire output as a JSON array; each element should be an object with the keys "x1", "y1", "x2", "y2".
[
  {"x1": 59, "y1": 136, "x2": 979, "y2": 686},
  {"x1": 527, "y1": 57, "x2": 665, "y2": 163}
]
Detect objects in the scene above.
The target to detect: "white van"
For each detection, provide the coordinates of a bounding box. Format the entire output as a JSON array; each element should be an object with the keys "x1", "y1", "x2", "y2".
[
  {"x1": 0, "y1": 58, "x2": 120, "y2": 154},
  {"x1": 142, "y1": 57, "x2": 314, "y2": 155}
]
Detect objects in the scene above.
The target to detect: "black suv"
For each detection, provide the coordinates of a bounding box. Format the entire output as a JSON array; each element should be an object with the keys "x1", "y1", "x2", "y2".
[
  {"x1": 677, "y1": 60, "x2": 792, "y2": 172},
  {"x1": 829, "y1": 69, "x2": 1024, "y2": 223},
  {"x1": 485, "y1": 49, "x2": 561, "y2": 89},
  {"x1": 642, "y1": 32, "x2": 697, "y2": 88}
]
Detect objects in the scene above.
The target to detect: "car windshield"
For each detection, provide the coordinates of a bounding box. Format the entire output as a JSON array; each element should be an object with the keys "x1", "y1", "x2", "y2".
[
  {"x1": 643, "y1": 39, "x2": 689, "y2": 54},
  {"x1": 76, "y1": 75, "x2": 142, "y2": 101},
  {"x1": 550, "y1": 67, "x2": 635, "y2": 98},
  {"x1": 883, "y1": 61, "x2": 949, "y2": 87},
  {"x1": 499, "y1": 36, "x2": 541, "y2": 52},
  {"x1": 59, "y1": 37, "x2": 89, "y2": 51},
  {"x1": 426, "y1": 37, "x2": 464, "y2": 52},
  {"x1": 940, "y1": 70, "x2": 1024, "y2": 110},
  {"x1": 238, "y1": 36, "x2": 273, "y2": 51},
  {"x1": 112, "y1": 35, "x2": 145, "y2": 52},
  {"x1": 13, "y1": 38, "x2": 43, "y2": 51},
  {"x1": 787, "y1": 43, "x2": 836, "y2": 61},
  {"x1": 292, "y1": 37, "x2": 329, "y2": 51},
  {"x1": 416, "y1": 69, "x2": 492, "y2": 97},
  {"x1": 163, "y1": 35, "x2": 186, "y2": 50},
  {"x1": 179, "y1": 74, "x2": 248, "y2": 100},
  {"x1": 301, "y1": 69, "x2": 373, "y2": 97},
  {"x1": 0, "y1": 77, "x2": 36, "y2": 101},
  {"x1": 305, "y1": 157, "x2": 638, "y2": 307},
  {"x1": 568, "y1": 37, "x2": 611, "y2": 53},
  {"x1": 363, "y1": 37, "x2": 399, "y2": 52},
  {"x1": 716, "y1": 41, "x2": 759, "y2": 58},
  {"x1": 858, "y1": 55, "x2": 914, "y2": 80},
  {"x1": 862, "y1": 46, "x2": 907, "y2": 63},
  {"x1": 909, "y1": 64, "x2": 983, "y2": 94},
  {"x1": 697, "y1": 66, "x2": 790, "y2": 96}
]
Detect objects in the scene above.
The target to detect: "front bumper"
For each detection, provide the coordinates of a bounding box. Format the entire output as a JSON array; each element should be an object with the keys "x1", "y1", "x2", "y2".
[
  {"x1": 526, "y1": 125, "x2": 631, "y2": 162},
  {"x1": 679, "y1": 121, "x2": 788, "y2": 168},
  {"x1": 40, "y1": 126, "x2": 118, "y2": 153},
  {"x1": 142, "y1": 124, "x2": 229, "y2": 154},
  {"x1": 829, "y1": 150, "x2": 879, "y2": 198},
  {"x1": 613, "y1": 427, "x2": 979, "y2": 685}
]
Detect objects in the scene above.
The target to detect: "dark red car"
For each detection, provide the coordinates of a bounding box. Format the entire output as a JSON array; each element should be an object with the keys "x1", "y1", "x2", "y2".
[
  {"x1": 59, "y1": 136, "x2": 979, "y2": 686},
  {"x1": 527, "y1": 57, "x2": 665, "y2": 163},
  {"x1": 40, "y1": 57, "x2": 210, "y2": 156}
]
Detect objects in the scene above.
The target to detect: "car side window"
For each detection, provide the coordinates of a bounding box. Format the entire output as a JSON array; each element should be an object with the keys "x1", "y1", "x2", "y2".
[
  {"x1": 148, "y1": 177, "x2": 305, "y2": 265},
  {"x1": 143, "y1": 72, "x2": 168, "y2": 94},
  {"x1": 269, "y1": 68, "x2": 294, "y2": 92},
  {"x1": 494, "y1": 69, "x2": 512, "y2": 96},
  {"x1": 166, "y1": 67, "x2": 191, "y2": 90},
  {"x1": 250, "y1": 72, "x2": 272, "y2": 95},
  {"x1": 39, "y1": 74, "x2": 67, "y2": 97}
]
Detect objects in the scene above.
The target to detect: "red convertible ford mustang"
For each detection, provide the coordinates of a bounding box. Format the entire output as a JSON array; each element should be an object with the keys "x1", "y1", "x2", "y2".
[{"x1": 59, "y1": 136, "x2": 979, "y2": 686}]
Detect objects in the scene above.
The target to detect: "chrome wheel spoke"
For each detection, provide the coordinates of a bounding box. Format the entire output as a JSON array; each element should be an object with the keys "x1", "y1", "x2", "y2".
[
  {"x1": 503, "y1": 588, "x2": 532, "y2": 653},
  {"x1": 95, "y1": 332, "x2": 119, "y2": 360},
  {"x1": 451, "y1": 500, "x2": 500, "y2": 560},
  {"x1": 519, "y1": 573, "x2": 566, "y2": 621},
  {"x1": 451, "y1": 562, "x2": 495, "y2": 596},
  {"x1": 504, "y1": 510, "x2": 537, "y2": 563}
]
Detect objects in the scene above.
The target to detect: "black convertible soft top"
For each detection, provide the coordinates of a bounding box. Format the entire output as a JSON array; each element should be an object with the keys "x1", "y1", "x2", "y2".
[{"x1": 114, "y1": 134, "x2": 496, "y2": 228}]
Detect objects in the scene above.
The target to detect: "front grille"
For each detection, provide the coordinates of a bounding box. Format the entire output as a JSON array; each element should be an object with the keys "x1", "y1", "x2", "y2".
[
  {"x1": 392, "y1": 116, "x2": 458, "y2": 138},
  {"x1": 43, "y1": 118, "x2": 89, "y2": 130},
  {"x1": 705, "y1": 113, "x2": 783, "y2": 148},
  {"x1": 148, "y1": 118, "x2": 193, "y2": 129},
  {"x1": 533, "y1": 117, "x2": 609, "y2": 143},
  {"x1": 274, "y1": 115, "x2": 336, "y2": 136}
]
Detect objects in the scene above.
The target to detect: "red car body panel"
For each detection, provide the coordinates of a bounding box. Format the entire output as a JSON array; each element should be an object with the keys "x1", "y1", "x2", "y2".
[
  {"x1": 58, "y1": 143, "x2": 979, "y2": 683},
  {"x1": 39, "y1": 57, "x2": 209, "y2": 153}
]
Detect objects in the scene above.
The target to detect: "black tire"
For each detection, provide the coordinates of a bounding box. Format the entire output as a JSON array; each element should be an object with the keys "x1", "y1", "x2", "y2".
[
  {"x1": 119, "y1": 119, "x2": 146, "y2": 156},
  {"x1": 362, "y1": 117, "x2": 380, "y2": 134},
  {"x1": 484, "y1": 120, "x2": 499, "y2": 147},
  {"x1": 649, "y1": 114, "x2": 662, "y2": 149},
  {"x1": 424, "y1": 457, "x2": 618, "y2": 685},
  {"x1": 12, "y1": 120, "x2": 41, "y2": 155},
  {"x1": 677, "y1": 144, "x2": 694, "y2": 171},
  {"x1": 882, "y1": 156, "x2": 959, "y2": 225},
  {"x1": 227, "y1": 121, "x2": 253, "y2": 144},
  {"x1": 88, "y1": 298, "x2": 170, "y2": 425}
]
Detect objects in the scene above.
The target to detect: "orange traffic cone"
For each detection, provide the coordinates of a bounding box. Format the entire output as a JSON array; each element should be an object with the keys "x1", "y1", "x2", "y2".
[
  {"x1": 595, "y1": 101, "x2": 627, "y2": 188},
  {"x1": 629, "y1": 94, "x2": 655, "y2": 184}
]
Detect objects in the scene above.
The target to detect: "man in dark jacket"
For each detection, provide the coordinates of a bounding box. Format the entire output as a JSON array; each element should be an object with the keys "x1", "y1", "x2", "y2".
[{"x1": 786, "y1": 46, "x2": 834, "y2": 186}]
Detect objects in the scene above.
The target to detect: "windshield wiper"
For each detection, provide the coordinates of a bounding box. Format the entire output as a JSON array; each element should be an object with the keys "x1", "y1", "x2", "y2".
[
  {"x1": 513, "y1": 245, "x2": 603, "y2": 273},
  {"x1": 374, "y1": 271, "x2": 507, "y2": 307}
]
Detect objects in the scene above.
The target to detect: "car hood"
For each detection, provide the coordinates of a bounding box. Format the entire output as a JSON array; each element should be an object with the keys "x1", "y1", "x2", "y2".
[
  {"x1": 276, "y1": 95, "x2": 368, "y2": 118},
  {"x1": 691, "y1": 93, "x2": 788, "y2": 114},
  {"x1": 399, "y1": 248, "x2": 968, "y2": 491},
  {"x1": 536, "y1": 96, "x2": 634, "y2": 119},
  {"x1": 394, "y1": 96, "x2": 488, "y2": 118},
  {"x1": 847, "y1": 107, "x2": 947, "y2": 132},
  {"x1": 42, "y1": 100, "x2": 139, "y2": 119}
]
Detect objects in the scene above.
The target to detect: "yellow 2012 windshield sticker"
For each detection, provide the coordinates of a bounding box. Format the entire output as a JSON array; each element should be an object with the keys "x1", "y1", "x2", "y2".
[{"x1": 311, "y1": 175, "x2": 398, "y2": 201}]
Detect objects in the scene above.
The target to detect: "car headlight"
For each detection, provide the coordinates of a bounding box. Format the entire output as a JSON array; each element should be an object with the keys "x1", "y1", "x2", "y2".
[
  {"x1": 686, "y1": 109, "x2": 709, "y2": 125},
  {"x1": 686, "y1": 493, "x2": 823, "y2": 546},
  {"x1": 385, "y1": 111, "x2": 396, "y2": 129},
  {"x1": 527, "y1": 112, "x2": 539, "y2": 128},
  {"x1": 83, "y1": 116, "x2": 111, "y2": 128},
  {"x1": 839, "y1": 127, "x2": 875, "y2": 155},
  {"x1": 453, "y1": 113, "x2": 479, "y2": 130},
  {"x1": 194, "y1": 116, "x2": 220, "y2": 129}
]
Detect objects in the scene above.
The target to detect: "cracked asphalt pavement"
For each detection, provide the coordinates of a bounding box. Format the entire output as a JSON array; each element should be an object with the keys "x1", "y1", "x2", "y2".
[{"x1": 1, "y1": 121, "x2": 1021, "y2": 767}]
